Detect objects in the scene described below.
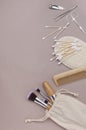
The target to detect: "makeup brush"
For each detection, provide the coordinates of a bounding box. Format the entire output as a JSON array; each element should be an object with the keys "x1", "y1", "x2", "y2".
[
  {"x1": 42, "y1": 81, "x2": 56, "y2": 102},
  {"x1": 36, "y1": 88, "x2": 50, "y2": 100},
  {"x1": 28, "y1": 92, "x2": 51, "y2": 110},
  {"x1": 36, "y1": 88, "x2": 53, "y2": 105}
]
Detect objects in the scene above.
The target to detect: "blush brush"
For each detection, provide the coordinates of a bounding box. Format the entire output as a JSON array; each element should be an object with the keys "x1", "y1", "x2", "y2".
[{"x1": 28, "y1": 92, "x2": 51, "y2": 110}]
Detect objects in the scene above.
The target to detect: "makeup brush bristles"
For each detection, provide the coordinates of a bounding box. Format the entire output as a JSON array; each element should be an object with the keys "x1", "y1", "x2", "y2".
[
  {"x1": 28, "y1": 92, "x2": 37, "y2": 101},
  {"x1": 36, "y1": 88, "x2": 41, "y2": 93},
  {"x1": 36, "y1": 88, "x2": 51, "y2": 102}
]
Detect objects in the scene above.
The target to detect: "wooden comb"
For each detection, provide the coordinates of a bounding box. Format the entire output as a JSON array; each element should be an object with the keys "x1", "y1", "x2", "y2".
[{"x1": 53, "y1": 67, "x2": 86, "y2": 86}]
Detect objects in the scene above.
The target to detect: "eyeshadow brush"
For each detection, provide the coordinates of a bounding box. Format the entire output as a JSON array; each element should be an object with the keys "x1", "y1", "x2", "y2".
[
  {"x1": 28, "y1": 92, "x2": 51, "y2": 110},
  {"x1": 42, "y1": 81, "x2": 56, "y2": 102},
  {"x1": 36, "y1": 88, "x2": 52, "y2": 106},
  {"x1": 36, "y1": 88, "x2": 50, "y2": 100}
]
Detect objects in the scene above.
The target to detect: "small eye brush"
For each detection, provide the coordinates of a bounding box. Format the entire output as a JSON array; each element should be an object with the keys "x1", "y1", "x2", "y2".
[
  {"x1": 44, "y1": 99, "x2": 52, "y2": 106},
  {"x1": 36, "y1": 88, "x2": 50, "y2": 100},
  {"x1": 36, "y1": 88, "x2": 53, "y2": 105},
  {"x1": 42, "y1": 81, "x2": 55, "y2": 102},
  {"x1": 28, "y1": 92, "x2": 51, "y2": 110}
]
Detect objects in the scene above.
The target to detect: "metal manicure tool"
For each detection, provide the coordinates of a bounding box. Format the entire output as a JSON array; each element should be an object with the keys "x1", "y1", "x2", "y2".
[
  {"x1": 49, "y1": 4, "x2": 64, "y2": 11},
  {"x1": 42, "y1": 11, "x2": 86, "y2": 40},
  {"x1": 52, "y1": 13, "x2": 78, "y2": 39},
  {"x1": 70, "y1": 12, "x2": 86, "y2": 33},
  {"x1": 54, "y1": 12, "x2": 86, "y2": 38},
  {"x1": 54, "y1": 5, "x2": 78, "y2": 22},
  {"x1": 42, "y1": 5, "x2": 77, "y2": 40},
  {"x1": 42, "y1": 18, "x2": 70, "y2": 40}
]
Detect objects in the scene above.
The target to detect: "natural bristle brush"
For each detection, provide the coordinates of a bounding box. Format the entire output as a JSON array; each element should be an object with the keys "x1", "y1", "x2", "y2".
[
  {"x1": 35, "y1": 88, "x2": 52, "y2": 106},
  {"x1": 49, "y1": 4, "x2": 64, "y2": 11},
  {"x1": 28, "y1": 92, "x2": 51, "y2": 110}
]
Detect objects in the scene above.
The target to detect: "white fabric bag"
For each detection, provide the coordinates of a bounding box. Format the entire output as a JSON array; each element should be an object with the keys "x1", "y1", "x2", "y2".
[{"x1": 25, "y1": 89, "x2": 86, "y2": 130}]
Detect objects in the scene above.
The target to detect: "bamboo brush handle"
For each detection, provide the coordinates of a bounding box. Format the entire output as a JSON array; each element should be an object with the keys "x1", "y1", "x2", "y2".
[
  {"x1": 46, "y1": 104, "x2": 51, "y2": 110},
  {"x1": 42, "y1": 81, "x2": 55, "y2": 96},
  {"x1": 53, "y1": 67, "x2": 86, "y2": 86}
]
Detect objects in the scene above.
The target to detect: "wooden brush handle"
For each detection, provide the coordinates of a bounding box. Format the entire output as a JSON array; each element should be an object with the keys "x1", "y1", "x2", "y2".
[
  {"x1": 42, "y1": 81, "x2": 55, "y2": 96},
  {"x1": 53, "y1": 67, "x2": 86, "y2": 86},
  {"x1": 46, "y1": 104, "x2": 51, "y2": 110}
]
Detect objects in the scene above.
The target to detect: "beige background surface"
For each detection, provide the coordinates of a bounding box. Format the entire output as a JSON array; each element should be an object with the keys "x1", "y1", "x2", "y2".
[{"x1": 0, "y1": 0, "x2": 86, "y2": 130}]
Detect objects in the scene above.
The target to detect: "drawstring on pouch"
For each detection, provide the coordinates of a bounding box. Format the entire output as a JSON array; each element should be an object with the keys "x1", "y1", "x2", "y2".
[
  {"x1": 25, "y1": 113, "x2": 48, "y2": 123},
  {"x1": 25, "y1": 89, "x2": 78, "y2": 124}
]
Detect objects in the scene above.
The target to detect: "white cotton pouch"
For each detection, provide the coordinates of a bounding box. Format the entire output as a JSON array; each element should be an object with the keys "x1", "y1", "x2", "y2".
[{"x1": 25, "y1": 89, "x2": 86, "y2": 130}]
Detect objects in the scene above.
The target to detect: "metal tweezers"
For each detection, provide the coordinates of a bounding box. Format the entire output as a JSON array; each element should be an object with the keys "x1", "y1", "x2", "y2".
[{"x1": 54, "y1": 5, "x2": 78, "y2": 22}]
